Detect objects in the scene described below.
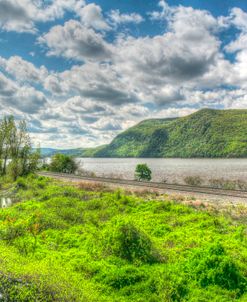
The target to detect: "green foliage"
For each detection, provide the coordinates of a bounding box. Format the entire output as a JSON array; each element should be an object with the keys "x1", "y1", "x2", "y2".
[
  {"x1": 0, "y1": 116, "x2": 40, "y2": 180},
  {"x1": 0, "y1": 175, "x2": 246, "y2": 301},
  {"x1": 7, "y1": 159, "x2": 23, "y2": 181},
  {"x1": 105, "y1": 220, "x2": 161, "y2": 263},
  {"x1": 49, "y1": 153, "x2": 77, "y2": 173},
  {"x1": 188, "y1": 243, "x2": 247, "y2": 294},
  {"x1": 135, "y1": 163, "x2": 152, "y2": 181},
  {"x1": 94, "y1": 109, "x2": 247, "y2": 158}
]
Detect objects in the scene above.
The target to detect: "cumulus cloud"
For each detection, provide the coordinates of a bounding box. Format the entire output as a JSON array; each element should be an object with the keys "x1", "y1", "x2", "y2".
[
  {"x1": 225, "y1": 8, "x2": 247, "y2": 54},
  {"x1": 78, "y1": 3, "x2": 111, "y2": 31},
  {"x1": 149, "y1": 0, "x2": 173, "y2": 21},
  {"x1": 108, "y1": 10, "x2": 144, "y2": 25},
  {"x1": 38, "y1": 20, "x2": 112, "y2": 61},
  {"x1": 0, "y1": 72, "x2": 16, "y2": 97},
  {"x1": 0, "y1": 56, "x2": 48, "y2": 84},
  {"x1": 228, "y1": 7, "x2": 247, "y2": 32},
  {"x1": 38, "y1": 1, "x2": 223, "y2": 107},
  {"x1": 0, "y1": 0, "x2": 85, "y2": 33},
  {"x1": 52, "y1": 63, "x2": 139, "y2": 105},
  {"x1": 0, "y1": 0, "x2": 35, "y2": 33},
  {"x1": 0, "y1": 71, "x2": 47, "y2": 113},
  {"x1": 111, "y1": 4, "x2": 221, "y2": 104}
]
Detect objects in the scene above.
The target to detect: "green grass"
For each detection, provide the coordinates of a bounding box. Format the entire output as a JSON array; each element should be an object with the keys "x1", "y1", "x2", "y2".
[
  {"x1": 0, "y1": 174, "x2": 246, "y2": 301},
  {"x1": 93, "y1": 108, "x2": 247, "y2": 158}
]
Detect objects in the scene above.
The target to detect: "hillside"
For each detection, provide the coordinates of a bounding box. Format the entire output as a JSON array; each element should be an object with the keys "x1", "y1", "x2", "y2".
[
  {"x1": 40, "y1": 146, "x2": 107, "y2": 158},
  {"x1": 94, "y1": 109, "x2": 247, "y2": 158},
  {"x1": 39, "y1": 148, "x2": 83, "y2": 157}
]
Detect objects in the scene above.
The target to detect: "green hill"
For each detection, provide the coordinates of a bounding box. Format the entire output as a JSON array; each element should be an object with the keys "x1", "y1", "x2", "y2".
[{"x1": 94, "y1": 109, "x2": 247, "y2": 158}]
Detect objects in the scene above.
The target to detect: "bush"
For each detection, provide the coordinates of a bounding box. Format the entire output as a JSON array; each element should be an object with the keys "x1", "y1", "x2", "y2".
[
  {"x1": 16, "y1": 178, "x2": 28, "y2": 190},
  {"x1": 106, "y1": 221, "x2": 161, "y2": 264},
  {"x1": 49, "y1": 154, "x2": 78, "y2": 174},
  {"x1": 189, "y1": 243, "x2": 247, "y2": 295},
  {"x1": 184, "y1": 176, "x2": 203, "y2": 186},
  {"x1": 99, "y1": 266, "x2": 147, "y2": 290},
  {"x1": 7, "y1": 159, "x2": 23, "y2": 181},
  {"x1": 135, "y1": 164, "x2": 152, "y2": 181}
]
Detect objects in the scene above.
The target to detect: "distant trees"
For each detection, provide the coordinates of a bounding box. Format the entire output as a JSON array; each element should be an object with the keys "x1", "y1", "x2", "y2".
[
  {"x1": 135, "y1": 164, "x2": 152, "y2": 181},
  {"x1": 49, "y1": 154, "x2": 77, "y2": 174},
  {"x1": 0, "y1": 116, "x2": 40, "y2": 180}
]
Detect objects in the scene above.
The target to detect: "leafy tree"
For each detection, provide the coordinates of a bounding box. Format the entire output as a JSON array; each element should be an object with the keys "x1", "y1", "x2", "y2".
[
  {"x1": 135, "y1": 164, "x2": 152, "y2": 181},
  {"x1": 0, "y1": 116, "x2": 40, "y2": 180},
  {"x1": 49, "y1": 154, "x2": 77, "y2": 174}
]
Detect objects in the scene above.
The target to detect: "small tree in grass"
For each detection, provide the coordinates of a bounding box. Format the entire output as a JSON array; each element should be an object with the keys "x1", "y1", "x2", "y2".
[{"x1": 135, "y1": 164, "x2": 152, "y2": 181}]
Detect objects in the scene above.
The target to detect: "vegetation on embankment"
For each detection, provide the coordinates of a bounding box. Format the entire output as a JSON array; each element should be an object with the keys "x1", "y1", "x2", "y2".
[
  {"x1": 0, "y1": 174, "x2": 246, "y2": 301},
  {"x1": 93, "y1": 108, "x2": 247, "y2": 158}
]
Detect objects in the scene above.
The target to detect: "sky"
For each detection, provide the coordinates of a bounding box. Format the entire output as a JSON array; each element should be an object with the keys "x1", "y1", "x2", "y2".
[{"x1": 0, "y1": 0, "x2": 247, "y2": 148}]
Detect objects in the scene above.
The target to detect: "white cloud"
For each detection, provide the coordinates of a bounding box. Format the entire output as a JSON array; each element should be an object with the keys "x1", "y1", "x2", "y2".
[
  {"x1": 53, "y1": 62, "x2": 138, "y2": 105},
  {"x1": 226, "y1": 34, "x2": 247, "y2": 52},
  {"x1": 149, "y1": 0, "x2": 173, "y2": 21},
  {"x1": 0, "y1": 56, "x2": 48, "y2": 84},
  {"x1": 108, "y1": 9, "x2": 144, "y2": 25},
  {"x1": 229, "y1": 7, "x2": 247, "y2": 32},
  {"x1": 0, "y1": 0, "x2": 85, "y2": 33},
  {"x1": 113, "y1": 8, "x2": 220, "y2": 95},
  {"x1": 0, "y1": 72, "x2": 47, "y2": 113},
  {"x1": 38, "y1": 20, "x2": 112, "y2": 62},
  {"x1": 78, "y1": 3, "x2": 111, "y2": 31}
]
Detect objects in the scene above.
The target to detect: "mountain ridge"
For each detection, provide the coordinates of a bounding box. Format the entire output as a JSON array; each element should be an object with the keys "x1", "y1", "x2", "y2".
[
  {"x1": 93, "y1": 108, "x2": 247, "y2": 158},
  {"x1": 41, "y1": 108, "x2": 247, "y2": 158}
]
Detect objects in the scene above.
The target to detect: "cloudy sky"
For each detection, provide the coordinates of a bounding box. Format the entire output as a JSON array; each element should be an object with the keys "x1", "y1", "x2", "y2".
[{"x1": 0, "y1": 0, "x2": 247, "y2": 148}]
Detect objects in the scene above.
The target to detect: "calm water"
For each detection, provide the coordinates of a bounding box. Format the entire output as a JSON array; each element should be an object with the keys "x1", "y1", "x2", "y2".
[{"x1": 76, "y1": 158, "x2": 247, "y2": 183}]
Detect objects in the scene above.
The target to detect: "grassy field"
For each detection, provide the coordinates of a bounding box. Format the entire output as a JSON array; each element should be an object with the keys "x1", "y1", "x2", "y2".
[{"x1": 0, "y1": 174, "x2": 246, "y2": 301}]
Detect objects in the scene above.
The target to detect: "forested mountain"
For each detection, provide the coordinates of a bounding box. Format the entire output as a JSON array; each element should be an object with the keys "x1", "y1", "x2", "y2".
[{"x1": 93, "y1": 109, "x2": 247, "y2": 158}]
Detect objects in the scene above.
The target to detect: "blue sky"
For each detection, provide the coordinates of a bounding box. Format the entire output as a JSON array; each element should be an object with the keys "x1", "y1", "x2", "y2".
[{"x1": 0, "y1": 0, "x2": 247, "y2": 148}]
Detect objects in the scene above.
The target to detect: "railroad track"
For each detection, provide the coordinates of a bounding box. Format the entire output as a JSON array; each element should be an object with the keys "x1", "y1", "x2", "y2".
[{"x1": 38, "y1": 172, "x2": 247, "y2": 200}]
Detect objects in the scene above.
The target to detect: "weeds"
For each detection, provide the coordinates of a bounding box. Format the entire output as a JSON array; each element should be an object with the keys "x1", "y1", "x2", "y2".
[
  {"x1": 0, "y1": 174, "x2": 246, "y2": 301},
  {"x1": 184, "y1": 176, "x2": 203, "y2": 186}
]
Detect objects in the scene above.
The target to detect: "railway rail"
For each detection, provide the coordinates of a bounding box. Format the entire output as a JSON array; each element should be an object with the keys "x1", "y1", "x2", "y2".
[{"x1": 39, "y1": 172, "x2": 247, "y2": 200}]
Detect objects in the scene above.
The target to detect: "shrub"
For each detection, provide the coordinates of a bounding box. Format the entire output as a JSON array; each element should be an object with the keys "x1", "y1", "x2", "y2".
[
  {"x1": 106, "y1": 221, "x2": 161, "y2": 264},
  {"x1": 184, "y1": 176, "x2": 203, "y2": 186},
  {"x1": 99, "y1": 266, "x2": 147, "y2": 289},
  {"x1": 16, "y1": 178, "x2": 28, "y2": 190},
  {"x1": 7, "y1": 160, "x2": 23, "y2": 181},
  {"x1": 135, "y1": 164, "x2": 152, "y2": 181},
  {"x1": 49, "y1": 154, "x2": 77, "y2": 174},
  {"x1": 189, "y1": 243, "x2": 247, "y2": 295}
]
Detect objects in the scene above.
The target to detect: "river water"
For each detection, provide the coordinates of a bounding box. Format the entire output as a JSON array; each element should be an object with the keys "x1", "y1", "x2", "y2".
[{"x1": 76, "y1": 158, "x2": 247, "y2": 184}]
